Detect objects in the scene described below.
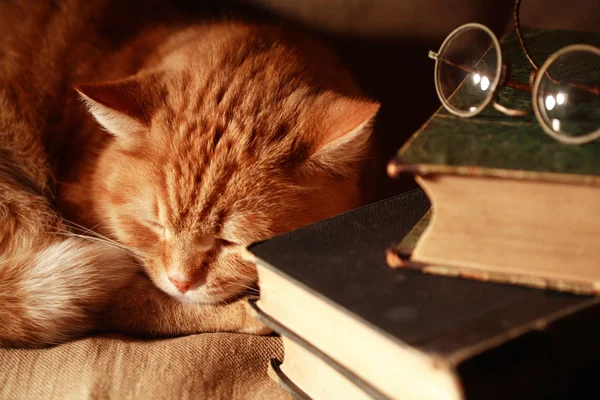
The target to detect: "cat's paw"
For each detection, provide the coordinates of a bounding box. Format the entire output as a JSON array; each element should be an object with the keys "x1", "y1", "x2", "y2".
[
  {"x1": 239, "y1": 316, "x2": 273, "y2": 335},
  {"x1": 238, "y1": 298, "x2": 273, "y2": 335}
]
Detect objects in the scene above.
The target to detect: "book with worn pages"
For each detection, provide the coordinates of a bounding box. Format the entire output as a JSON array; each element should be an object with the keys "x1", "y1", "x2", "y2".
[
  {"x1": 387, "y1": 29, "x2": 600, "y2": 294},
  {"x1": 244, "y1": 190, "x2": 600, "y2": 400},
  {"x1": 248, "y1": 300, "x2": 377, "y2": 400}
]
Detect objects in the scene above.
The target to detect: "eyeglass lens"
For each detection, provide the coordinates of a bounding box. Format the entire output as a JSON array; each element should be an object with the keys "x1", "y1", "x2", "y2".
[
  {"x1": 436, "y1": 26, "x2": 500, "y2": 116},
  {"x1": 536, "y1": 48, "x2": 600, "y2": 140}
]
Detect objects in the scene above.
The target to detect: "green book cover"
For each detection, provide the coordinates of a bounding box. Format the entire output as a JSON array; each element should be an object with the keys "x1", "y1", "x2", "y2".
[{"x1": 388, "y1": 29, "x2": 600, "y2": 185}]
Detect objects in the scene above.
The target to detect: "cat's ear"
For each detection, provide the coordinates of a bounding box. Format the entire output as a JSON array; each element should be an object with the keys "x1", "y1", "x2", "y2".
[
  {"x1": 309, "y1": 96, "x2": 380, "y2": 170},
  {"x1": 76, "y1": 76, "x2": 154, "y2": 137}
]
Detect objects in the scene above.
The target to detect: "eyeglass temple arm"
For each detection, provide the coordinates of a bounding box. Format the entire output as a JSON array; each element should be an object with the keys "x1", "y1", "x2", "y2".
[
  {"x1": 514, "y1": 0, "x2": 540, "y2": 71},
  {"x1": 430, "y1": 53, "x2": 600, "y2": 97},
  {"x1": 492, "y1": 101, "x2": 528, "y2": 116},
  {"x1": 513, "y1": 0, "x2": 593, "y2": 97},
  {"x1": 514, "y1": 0, "x2": 600, "y2": 98},
  {"x1": 530, "y1": 69, "x2": 600, "y2": 97},
  {"x1": 429, "y1": 52, "x2": 531, "y2": 92}
]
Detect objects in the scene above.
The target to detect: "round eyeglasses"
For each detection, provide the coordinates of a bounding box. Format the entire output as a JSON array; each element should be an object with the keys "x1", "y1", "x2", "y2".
[{"x1": 429, "y1": 21, "x2": 600, "y2": 145}]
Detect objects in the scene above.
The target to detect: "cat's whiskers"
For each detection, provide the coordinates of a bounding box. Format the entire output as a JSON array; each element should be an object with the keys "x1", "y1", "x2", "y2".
[
  {"x1": 61, "y1": 219, "x2": 118, "y2": 246},
  {"x1": 43, "y1": 223, "x2": 115, "y2": 246},
  {"x1": 225, "y1": 281, "x2": 260, "y2": 295},
  {"x1": 51, "y1": 232, "x2": 149, "y2": 266},
  {"x1": 59, "y1": 221, "x2": 150, "y2": 260},
  {"x1": 47, "y1": 230, "x2": 128, "y2": 252},
  {"x1": 42, "y1": 223, "x2": 144, "y2": 258}
]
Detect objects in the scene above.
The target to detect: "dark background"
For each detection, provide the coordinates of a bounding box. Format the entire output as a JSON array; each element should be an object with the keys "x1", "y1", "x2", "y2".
[{"x1": 173, "y1": 0, "x2": 600, "y2": 198}]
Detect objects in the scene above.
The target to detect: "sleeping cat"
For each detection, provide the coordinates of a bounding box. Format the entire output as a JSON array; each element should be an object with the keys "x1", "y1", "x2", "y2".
[{"x1": 0, "y1": 1, "x2": 379, "y2": 347}]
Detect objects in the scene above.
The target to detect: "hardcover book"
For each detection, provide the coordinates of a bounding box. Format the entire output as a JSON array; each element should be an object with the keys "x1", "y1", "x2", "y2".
[
  {"x1": 387, "y1": 29, "x2": 600, "y2": 294},
  {"x1": 248, "y1": 300, "x2": 376, "y2": 400},
  {"x1": 244, "y1": 190, "x2": 600, "y2": 400}
]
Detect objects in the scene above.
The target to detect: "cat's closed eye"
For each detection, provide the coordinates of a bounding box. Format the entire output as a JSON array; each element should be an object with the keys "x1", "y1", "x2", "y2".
[
  {"x1": 145, "y1": 220, "x2": 164, "y2": 229},
  {"x1": 216, "y1": 237, "x2": 236, "y2": 247},
  {"x1": 145, "y1": 220, "x2": 170, "y2": 239}
]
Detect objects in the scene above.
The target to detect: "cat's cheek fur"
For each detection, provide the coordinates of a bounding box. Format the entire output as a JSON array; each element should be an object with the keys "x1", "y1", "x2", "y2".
[{"x1": 91, "y1": 149, "x2": 162, "y2": 246}]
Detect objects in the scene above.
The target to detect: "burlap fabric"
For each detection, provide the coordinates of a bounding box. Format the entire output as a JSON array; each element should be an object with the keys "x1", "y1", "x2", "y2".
[{"x1": 0, "y1": 333, "x2": 290, "y2": 400}]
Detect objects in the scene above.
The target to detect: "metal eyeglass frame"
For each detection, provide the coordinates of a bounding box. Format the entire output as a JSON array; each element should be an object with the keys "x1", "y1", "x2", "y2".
[{"x1": 427, "y1": 0, "x2": 600, "y2": 145}]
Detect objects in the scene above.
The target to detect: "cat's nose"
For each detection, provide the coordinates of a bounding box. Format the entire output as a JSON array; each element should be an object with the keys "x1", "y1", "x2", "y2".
[{"x1": 168, "y1": 277, "x2": 195, "y2": 293}]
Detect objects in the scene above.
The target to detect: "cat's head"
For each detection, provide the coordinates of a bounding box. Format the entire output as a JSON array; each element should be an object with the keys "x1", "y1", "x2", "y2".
[{"x1": 76, "y1": 24, "x2": 379, "y2": 304}]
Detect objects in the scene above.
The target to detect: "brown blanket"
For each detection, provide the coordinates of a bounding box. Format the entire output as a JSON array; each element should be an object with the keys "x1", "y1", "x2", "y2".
[{"x1": 0, "y1": 334, "x2": 289, "y2": 400}]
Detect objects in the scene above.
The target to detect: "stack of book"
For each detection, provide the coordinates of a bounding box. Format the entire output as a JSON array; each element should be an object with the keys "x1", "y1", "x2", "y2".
[
  {"x1": 243, "y1": 29, "x2": 600, "y2": 400},
  {"x1": 245, "y1": 190, "x2": 600, "y2": 400},
  {"x1": 386, "y1": 28, "x2": 600, "y2": 294}
]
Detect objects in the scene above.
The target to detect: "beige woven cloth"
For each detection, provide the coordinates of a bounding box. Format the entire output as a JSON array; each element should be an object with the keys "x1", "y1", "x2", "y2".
[{"x1": 0, "y1": 333, "x2": 290, "y2": 400}]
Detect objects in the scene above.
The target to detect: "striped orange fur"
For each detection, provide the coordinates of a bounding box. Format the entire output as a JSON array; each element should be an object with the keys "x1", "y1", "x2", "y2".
[{"x1": 0, "y1": 1, "x2": 379, "y2": 347}]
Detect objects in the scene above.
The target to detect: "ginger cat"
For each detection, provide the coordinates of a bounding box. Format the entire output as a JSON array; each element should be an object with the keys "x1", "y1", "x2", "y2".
[{"x1": 0, "y1": 1, "x2": 379, "y2": 347}]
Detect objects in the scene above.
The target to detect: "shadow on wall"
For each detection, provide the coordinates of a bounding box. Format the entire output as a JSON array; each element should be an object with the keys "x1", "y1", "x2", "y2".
[{"x1": 328, "y1": 36, "x2": 441, "y2": 199}]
